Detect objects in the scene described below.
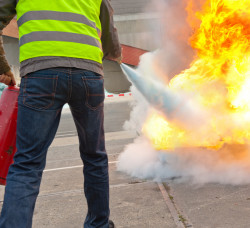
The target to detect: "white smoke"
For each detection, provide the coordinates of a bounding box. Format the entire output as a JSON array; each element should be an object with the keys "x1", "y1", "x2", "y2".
[
  {"x1": 117, "y1": 0, "x2": 250, "y2": 185},
  {"x1": 123, "y1": 81, "x2": 149, "y2": 134},
  {"x1": 144, "y1": 0, "x2": 195, "y2": 80},
  {"x1": 118, "y1": 137, "x2": 250, "y2": 185}
]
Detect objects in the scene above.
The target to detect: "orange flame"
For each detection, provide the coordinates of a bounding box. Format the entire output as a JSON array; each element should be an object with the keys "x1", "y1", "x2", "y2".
[{"x1": 143, "y1": 0, "x2": 250, "y2": 152}]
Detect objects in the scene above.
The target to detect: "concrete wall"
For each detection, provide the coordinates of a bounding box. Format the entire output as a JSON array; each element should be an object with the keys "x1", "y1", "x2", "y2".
[
  {"x1": 111, "y1": 0, "x2": 152, "y2": 15},
  {"x1": 114, "y1": 14, "x2": 161, "y2": 51},
  {"x1": 111, "y1": 0, "x2": 161, "y2": 51}
]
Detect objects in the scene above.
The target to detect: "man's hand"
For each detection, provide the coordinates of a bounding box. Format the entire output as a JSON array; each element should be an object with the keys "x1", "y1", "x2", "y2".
[
  {"x1": 0, "y1": 70, "x2": 16, "y2": 86},
  {"x1": 116, "y1": 54, "x2": 123, "y2": 64}
]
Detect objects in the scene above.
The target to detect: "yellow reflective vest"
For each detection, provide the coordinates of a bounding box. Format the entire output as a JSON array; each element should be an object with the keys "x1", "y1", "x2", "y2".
[{"x1": 16, "y1": 0, "x2": 103, "y2": 64}]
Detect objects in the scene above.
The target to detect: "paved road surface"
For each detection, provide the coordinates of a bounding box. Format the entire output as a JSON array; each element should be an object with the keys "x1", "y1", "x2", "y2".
[
  {"x1": 2, "y1": 96, "x2": 249, "y2": 228},
  {"x1": 0, "y1": 97, "x2": 176, "y2": 228}
]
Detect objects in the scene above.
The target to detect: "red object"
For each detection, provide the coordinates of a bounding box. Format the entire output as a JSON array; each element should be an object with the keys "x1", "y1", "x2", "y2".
[
  {"x1": 107, "y1": 44, "x2": 148, "y2": 66},
  {"x1": 121, "y1": 44, "x2": 147, "y2": 66},
  {"x1": 0, "y1": 86, "x2": 19, "y2": 185}
]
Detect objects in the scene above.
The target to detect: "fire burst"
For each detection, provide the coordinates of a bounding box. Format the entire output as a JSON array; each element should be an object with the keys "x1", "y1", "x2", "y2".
[{"x1": 143, "y1": 0, "x2": 250, "y2": 153}]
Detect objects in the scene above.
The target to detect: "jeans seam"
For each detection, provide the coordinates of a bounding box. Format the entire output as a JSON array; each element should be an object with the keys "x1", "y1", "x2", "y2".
[
  {"x1": 81, "y1": 77, "x2": 104, "y2": 111},
  {"x1": 33, "y1": 68, "x2": 70, "y2": 74},
  {"x1": 24, "y1": 77, "x2": 57, "y2": 79},
  {"x1": 54, "y1": 76, "x2": 59, "y2": 105},
  {"x1": 69, "y1": 71, "x2": 72, "y2": 102},
  {"x1": 22, "y1": 76, "x2": 27, "y2": 105},
  {"x1": 82, "y1": 78, "x2": 103, "y2": 81},
  {"x1": 26, "y1": 93, "x2": 54, "y2": 97},
  {"x1": 82, "y1": 74, "x2": 104, "y2": 81}
]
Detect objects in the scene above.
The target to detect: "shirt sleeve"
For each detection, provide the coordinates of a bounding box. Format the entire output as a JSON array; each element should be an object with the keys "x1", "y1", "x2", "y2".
[
  {"x1": 0, "y1": 0, "x2": 17, "y2": 74},
  {"x1": 100, "y1": 0, "x2": 122, "y2": 60}
]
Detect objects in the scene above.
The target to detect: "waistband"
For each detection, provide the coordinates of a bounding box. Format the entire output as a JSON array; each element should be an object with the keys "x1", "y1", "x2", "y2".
[{"x1": 20, "y1": 56, "x2": 104, "y2": 77}]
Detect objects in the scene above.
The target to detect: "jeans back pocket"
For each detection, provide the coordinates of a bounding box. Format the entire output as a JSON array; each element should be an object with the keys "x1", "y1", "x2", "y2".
[
  {"x1": 82, "y1": 72, "x2": 104, "y2": 110},
  {"x1": 22, "y1": 73, "x2": 58, "y2": 110}
]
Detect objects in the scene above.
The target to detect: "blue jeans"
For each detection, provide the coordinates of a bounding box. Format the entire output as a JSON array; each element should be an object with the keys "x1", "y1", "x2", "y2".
[{"x1": 0, "y1": 68, "x2": 109, "y2": 228}]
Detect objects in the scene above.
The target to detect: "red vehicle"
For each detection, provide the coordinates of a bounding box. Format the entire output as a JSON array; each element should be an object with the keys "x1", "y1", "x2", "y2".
[{"x1": 0, "y1": 86, "x2": 19, "y2": 185}]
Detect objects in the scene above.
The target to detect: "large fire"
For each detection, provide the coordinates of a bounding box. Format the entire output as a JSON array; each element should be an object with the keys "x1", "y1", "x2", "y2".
[{"x1": 143, "y1": 0, "x2": 250, "y2": 152}]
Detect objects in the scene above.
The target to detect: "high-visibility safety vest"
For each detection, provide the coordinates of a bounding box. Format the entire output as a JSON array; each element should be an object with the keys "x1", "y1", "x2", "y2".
[{"x1": 16, "y1": 0, "x2": 103, "y2": 64}]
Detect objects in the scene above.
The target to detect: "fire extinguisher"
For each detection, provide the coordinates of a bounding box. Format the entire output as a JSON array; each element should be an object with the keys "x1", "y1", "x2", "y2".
[{"x1": 0, "y1": 86, "x2": 19, "y2": 185}]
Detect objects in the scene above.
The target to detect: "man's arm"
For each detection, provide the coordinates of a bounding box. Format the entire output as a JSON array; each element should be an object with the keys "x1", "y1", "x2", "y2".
[
  {"x1": 100, "y1": 0, "x2": 122, "y2": 61},
  {"x1": 0, "y1": 0, "x2": 17, "y2": 84}
]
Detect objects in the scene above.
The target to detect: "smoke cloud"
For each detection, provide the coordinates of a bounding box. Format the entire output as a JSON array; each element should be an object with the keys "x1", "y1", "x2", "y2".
[
  {"x1": 145, "y1": 0, "x2": 195, "y2": 80},
  {"x1": 118, "y1": 137, "x2": 250, "y2": 185},
  {"x1": 117, "y1": 0, "x2": 250, "y2": 185}
]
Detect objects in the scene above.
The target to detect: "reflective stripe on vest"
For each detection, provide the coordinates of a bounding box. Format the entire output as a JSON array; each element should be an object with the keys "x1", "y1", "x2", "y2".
[{"x1": 16, "y1": 0, "x2": 103, "y2": 63}]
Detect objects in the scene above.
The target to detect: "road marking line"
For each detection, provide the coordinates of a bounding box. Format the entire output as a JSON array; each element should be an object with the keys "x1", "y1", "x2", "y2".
[
  {"x1": 57, "y1": 130, "x2": 76, "y2": 134},
  {"x1": 44, "y1": 161, "x2": 118, "y2": 172},
  {"x1": 35, "y1": 181, "x2": 153, "y2": 199},
  {"x1": 51, "y1": 130, "x2": 137, "y2": 147},
  {"x1": 44, "y1": 165, "x2": 83, "y2": 172},
  {"x1": 55, "y1": 133, "x2": 76, "y2": 138}
]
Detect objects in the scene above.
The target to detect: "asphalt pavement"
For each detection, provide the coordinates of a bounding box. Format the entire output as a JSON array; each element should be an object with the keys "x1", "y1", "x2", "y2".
[
  {"x1": 0, "y1": 97, "x2": 176, "y2": 228},
  {"x1": 1, "y1": 96, "x2": 250, "y2": 228}
]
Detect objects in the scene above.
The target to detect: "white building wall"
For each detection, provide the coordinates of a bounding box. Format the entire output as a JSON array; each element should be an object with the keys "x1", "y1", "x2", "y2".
[{"x1": 114, "y1": 14, "x2": 161, "y2": 51}]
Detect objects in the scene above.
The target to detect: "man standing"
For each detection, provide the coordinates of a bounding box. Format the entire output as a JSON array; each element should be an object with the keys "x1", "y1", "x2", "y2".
[{"x1": 0, "y1": 0, "x2": 121, "y2": 227}]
